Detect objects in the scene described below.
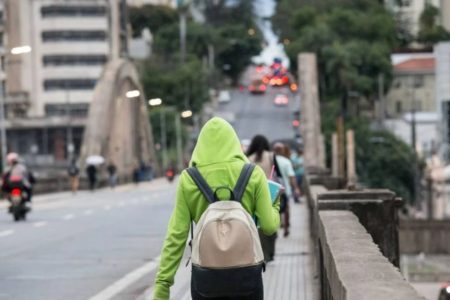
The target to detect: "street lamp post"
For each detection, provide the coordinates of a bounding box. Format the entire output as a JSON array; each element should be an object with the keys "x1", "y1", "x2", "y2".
[{"x1": 0, "y1": 45, "x2": 32, "y2": 172}]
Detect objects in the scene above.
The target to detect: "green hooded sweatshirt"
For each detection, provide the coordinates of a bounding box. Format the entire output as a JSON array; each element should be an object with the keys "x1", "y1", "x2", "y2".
[{"x1": 153, "y1": 117, "x2": 280, "y2": 300}]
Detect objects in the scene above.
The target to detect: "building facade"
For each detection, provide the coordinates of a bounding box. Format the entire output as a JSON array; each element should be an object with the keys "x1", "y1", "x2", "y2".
[
  {"x1": 386, "y1": 55, "x2": 436, "y2": 117},
  {"x1": 3, "y1": 0, "x2": 128, "y2": 165},
  {"x1": 385, "y1": 0, "x2": 441, "y2": 37},
  {"x1": 442, "y1": 0, "x2": 450, "y2": 32},
  {"x1": 435, "y1": 42, "x2": 450, "y2": 156}
]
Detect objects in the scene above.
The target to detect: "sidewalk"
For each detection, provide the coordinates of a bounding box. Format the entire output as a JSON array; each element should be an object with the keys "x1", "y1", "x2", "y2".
[{"x1": 140, "y1": 201, "x2": 317, "y2": 300}]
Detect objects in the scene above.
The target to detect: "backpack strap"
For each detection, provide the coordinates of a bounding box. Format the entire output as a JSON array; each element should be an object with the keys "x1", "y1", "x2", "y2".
[
  {"x1": 233, "y1": 164, "x2": 255, "y2": 203},
  {"x1": 186, "y1": 167, "x2": 216, "y2": 204}
]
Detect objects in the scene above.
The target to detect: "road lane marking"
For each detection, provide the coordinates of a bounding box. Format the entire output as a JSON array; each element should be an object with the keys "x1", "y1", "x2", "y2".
[
  {"x1": 33, "y1": 221, "x2": 47, "y2": 228},
  {"x1": 89, "y1": 256, "x2": 160, "y2": 300},
  {"x1": 84, "y1": 209, "x2": 94, "y2": 215},
  {"x1": 0, "y1": 230, "x2": 14, "y2": 237},
  {"x1": 63, "y1": 214, "x2": 75, "y2": 220}
]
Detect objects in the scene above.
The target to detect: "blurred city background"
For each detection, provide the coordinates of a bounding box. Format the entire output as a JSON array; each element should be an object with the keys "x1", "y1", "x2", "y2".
[{"x1": 0, "y1": 0, "x2": 449, "y2": 299}]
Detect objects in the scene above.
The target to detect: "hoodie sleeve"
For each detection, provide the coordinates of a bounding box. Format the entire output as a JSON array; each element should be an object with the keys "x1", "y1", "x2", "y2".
[
  {"x1": 253, "y1": 166, "x2": 280, "y2": 235},
  {"x1": 153, "y1": 176, "x2": 191, "y2": 300}
]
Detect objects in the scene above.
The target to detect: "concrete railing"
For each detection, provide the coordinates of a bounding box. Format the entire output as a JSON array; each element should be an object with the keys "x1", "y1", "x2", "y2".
[{"x1": 304, "y1": 168, "x2": 425, "y2": 300}]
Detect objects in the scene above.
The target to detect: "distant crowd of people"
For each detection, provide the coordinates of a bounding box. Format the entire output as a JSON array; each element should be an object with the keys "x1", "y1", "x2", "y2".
[{"x1": 67, "y1": 160, "x2": 154, "y2": 193}]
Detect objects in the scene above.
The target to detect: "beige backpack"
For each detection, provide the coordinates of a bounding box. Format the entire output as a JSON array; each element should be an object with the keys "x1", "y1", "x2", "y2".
[{"x1": 186, "y1": 164, "x2": 265, "y2": 298}]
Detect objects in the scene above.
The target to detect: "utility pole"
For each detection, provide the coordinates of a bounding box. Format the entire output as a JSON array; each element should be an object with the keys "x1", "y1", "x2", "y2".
[
  {"x1": 175, "y1": 115, "x2": 183, "y2": 172},
  {"x1": 65, "y1": 83, "x2": 74, "y2": 162},
  {"x1": 378, "y1": 73, "x2": 385, "y2": 128},
  {"x1": 410, "y1": 77, "x2": 419, "y2": 207},
  {"x1": 0, "y1": 82, "x2": 7, "y2": 172},
  {"x1": 179, "y1": 8, "x2": 187, "y2": 65},
  {"x1": 160, "y1": 109, "x2": 167, "y2": 172}
]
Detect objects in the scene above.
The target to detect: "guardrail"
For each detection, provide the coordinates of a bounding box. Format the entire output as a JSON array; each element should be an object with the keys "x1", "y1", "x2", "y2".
[{"x1": 304, "y1": 167, "x2": 425, "y2": 300}]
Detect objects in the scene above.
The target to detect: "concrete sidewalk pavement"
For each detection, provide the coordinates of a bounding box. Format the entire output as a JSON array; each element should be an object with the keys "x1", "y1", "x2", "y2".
[{"x1": 139, "y1": 200, "x2": 318, "y2": 300}]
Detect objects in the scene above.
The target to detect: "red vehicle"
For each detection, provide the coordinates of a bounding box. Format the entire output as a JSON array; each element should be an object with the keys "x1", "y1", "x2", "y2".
[{"x1": 248, "y1": 80, "x2": 267, "y2": 94}]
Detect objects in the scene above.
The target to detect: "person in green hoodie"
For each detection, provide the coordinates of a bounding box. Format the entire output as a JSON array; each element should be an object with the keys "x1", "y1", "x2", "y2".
[{"x1": 153, "y1": 117, "x2": 280, "y2": 300}]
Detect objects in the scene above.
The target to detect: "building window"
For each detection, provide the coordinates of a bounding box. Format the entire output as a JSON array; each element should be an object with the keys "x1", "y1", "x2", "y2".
[
  {"x1": 396, "y1": 101, "x2": 402, "y2": 114},
  {"x1": 44, "y1": 79, "x2": 97, "y2": 91},
  {"x1": 42, "y1": 30, "x2": 107, "y2": 42},
  {"x1": 413, "y1": 75, "x2": 424, "y2": 88},
  {"x1": 45, "y1": 103, "x2": 89, "y2": 117},
  {"x1": 43, "y1": 55, "x2": 108, "y2": 66},
  {"x1": 41, "y1": 6, "x2": 106, "y2": 17}
]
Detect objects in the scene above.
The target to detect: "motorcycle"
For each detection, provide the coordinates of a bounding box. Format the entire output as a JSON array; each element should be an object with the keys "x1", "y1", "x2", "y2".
[
  {"x1": 8, "y1": 187, "x2": 30, "y2": 222},
  {"x1": 166, "y1": 168, "x2": 175, "y2": 183}
]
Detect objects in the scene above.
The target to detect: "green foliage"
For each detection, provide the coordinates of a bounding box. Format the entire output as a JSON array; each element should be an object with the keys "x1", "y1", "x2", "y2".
[
  {"x1": 128, "y1": 4, "x2": 178, "y2": 37},
  {"x1": 215, "y1": 25, "x2": 262, "y2": 84},
  {"x1": 278, "y1": 1, "x2": 395, "y2": 102},
  {"x1": 141, "y1": 57, "x2": 209, "y2": 113},
  {"x1": 321, "y1": 101, "x2": 417, "y2": 203},
  {"x1": 417, "y1": 4, "x2": 450, "y2": 46}
]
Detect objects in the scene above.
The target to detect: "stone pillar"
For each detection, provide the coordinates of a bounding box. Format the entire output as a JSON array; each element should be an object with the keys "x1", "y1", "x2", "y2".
[{"x1": 298, "y1": 53, "x2": 324, "y2": 168}]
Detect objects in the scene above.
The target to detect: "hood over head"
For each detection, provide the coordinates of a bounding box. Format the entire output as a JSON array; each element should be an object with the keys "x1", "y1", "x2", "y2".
[{"x1": 190, "y1": 117, "x2": 248, "y2": 167}]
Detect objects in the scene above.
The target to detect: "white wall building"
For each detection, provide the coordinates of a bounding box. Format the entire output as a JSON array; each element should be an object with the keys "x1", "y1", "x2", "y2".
[
  {"x1": 385, "y1": 0, "x2": 441, "y2": 37},
  {"x1": 127, "y1": 0, "x2": 175, "y2": 8},
  {"x1": 435, "y1": 42, "x2": 450, "y2": 158},
  {"x1": 3, "y1": 0, "x2": 128, "y2": 163}
]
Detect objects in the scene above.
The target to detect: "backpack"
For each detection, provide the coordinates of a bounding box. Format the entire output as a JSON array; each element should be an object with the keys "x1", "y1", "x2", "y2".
[{"x1": 186, "y1": 164, "x2": 265, "y2": 298}]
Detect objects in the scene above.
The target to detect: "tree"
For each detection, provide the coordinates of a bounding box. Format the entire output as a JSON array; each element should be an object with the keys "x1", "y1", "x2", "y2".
[
  {"x1": 141, "y1": 56, "x2": 209, "y2": 114},
  {"x1": 417, "y1": 3, "x2": 450, "y2": 47},
  {"x1": 128, "y1": 4, "x2": 178, "y2": 37}
]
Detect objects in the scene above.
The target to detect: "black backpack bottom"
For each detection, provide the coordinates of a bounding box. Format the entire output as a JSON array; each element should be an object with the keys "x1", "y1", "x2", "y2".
[{"x1": 191, "y1": 263, "x2": 264, "y2": 298}]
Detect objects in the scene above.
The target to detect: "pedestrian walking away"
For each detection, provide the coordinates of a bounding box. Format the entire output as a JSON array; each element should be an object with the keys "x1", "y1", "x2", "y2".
[
  {"x1": 290, "y1": 147, "x2": 304, "y2": 202},
  {"x1": 272, "y1": 142, "x2": 300, "y2": 237},
  {"x1": 247, "y1": 134, "x2": 278, "y2": 262},
  {"x1": 107, "y1": 162, "x2": 117, "y2": 189},
  {"x1": 86, "y1": 164, "x2": 97, "y2": 191},
  {"x1": 153, "y1": 117, "x2": 280, "y2": 300},
  {"x1": 68, "y1": 158, "x2": 80, "y2": 194}
]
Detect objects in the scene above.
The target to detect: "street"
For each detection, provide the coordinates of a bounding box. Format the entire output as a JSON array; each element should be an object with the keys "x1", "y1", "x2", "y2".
[
  {"x1": 0, "y1": 181, "x2": 175, "y2": 300},
  {"x1": 218, "y1": 71, "x2": 299, "y2": 143}
]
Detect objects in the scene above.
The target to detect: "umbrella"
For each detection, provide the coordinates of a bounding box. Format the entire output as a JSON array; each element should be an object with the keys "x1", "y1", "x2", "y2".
[{"x1": 86, "y1": 155, "x2": 105, "y2": 165}]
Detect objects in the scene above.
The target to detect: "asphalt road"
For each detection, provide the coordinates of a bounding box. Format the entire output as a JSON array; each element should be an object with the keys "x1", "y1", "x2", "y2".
[
  {"x1": 217, "y1": 67, "x2": 300, "y2": 143},
  {"x1": 0, "y1": 180, "x2": 175, "y2": 300}
]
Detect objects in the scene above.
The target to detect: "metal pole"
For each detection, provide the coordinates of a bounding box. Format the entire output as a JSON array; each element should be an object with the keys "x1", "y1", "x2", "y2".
[
  {"x1": 160, "y1": 109, "x2": 167, "y2": 172},
  {"x1": 65, "y1": 84, "x2": 73, "y2": 162},
  {"x1": 175, "y1": 114, "x2": 183, "y2": 171},
  {"x1": 0, "y1": 82, "x2": 7, "y2": 172},
  {"x1": 180, "y1": 10, "x2": 187, "y2": 65},
  {"x1": 378, "y1": 73, "x2": 385, "y2": 128}
]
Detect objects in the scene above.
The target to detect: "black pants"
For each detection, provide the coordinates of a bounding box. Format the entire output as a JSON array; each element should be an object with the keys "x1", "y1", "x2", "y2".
[{"x1": 191, "y1": 278, "x2": 263, "y2": 300}]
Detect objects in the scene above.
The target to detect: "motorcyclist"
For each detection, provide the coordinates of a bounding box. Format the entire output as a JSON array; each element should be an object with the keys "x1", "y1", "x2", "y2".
[{"x1": 1, "y1": 153, "x2": 35, "y2": 202}]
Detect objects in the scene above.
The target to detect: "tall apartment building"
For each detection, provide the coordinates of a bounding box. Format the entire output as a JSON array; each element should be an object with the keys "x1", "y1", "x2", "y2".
[{"x1": 3, "y1": 0, "x2": 128, "y2": 164}]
